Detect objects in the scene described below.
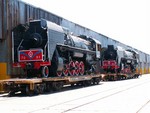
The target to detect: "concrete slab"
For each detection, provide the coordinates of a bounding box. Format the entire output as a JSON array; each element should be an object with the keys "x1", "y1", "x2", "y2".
[{"x1": 0, "y1": 74, "x2": 150, "y2": 113}]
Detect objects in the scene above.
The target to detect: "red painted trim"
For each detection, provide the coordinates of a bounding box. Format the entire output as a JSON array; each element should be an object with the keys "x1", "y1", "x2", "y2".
[
  {"x1": 34, "y1": 61, "x2": 51, "y2": 69},
  {"x1": 102, "y1": 60, "x2": 119, "y2": 69},
  {"x1": 13, "y1": 61, "x2": 51, "y2": 69}
]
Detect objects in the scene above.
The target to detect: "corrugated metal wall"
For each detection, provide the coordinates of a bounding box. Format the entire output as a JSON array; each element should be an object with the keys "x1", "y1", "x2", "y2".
[
  {"x1": 0, "y1": 0, "x2": 149, "y2": 76},
  {"x1": 0, "y1": 1, "x2": 2, "y2": 39},
  {"x1": 0, "y1": 0, "x2": 7, "y2": 40},
  {"x1": 0, "y1": 0, "x2": 63, "y2": 76}
]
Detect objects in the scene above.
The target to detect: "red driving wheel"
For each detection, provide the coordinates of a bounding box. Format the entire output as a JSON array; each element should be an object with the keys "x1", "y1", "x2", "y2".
[
  {"x1": 69, "y1": 61, "x2": 75, "y2": 76},
  {"x1": 75, "y1": 61, "x2": 80, "y2": 76},
  {"x1": 57, "y1": 71, "x2": 62, "y2": 77},
  {"x1": 63, "y1": 64, "x2": 69, "y2": 76},
  {"x1": 79, "y1": 61, "x2": 84, "y2": 75}
]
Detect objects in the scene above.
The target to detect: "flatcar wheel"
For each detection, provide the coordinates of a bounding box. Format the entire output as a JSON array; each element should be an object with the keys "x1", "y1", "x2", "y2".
[
  {"x1": 91, "y1": 79, "x2": 94, "y2": 85},
  {"x1": 52, "y1": 82, "x2": 64, "y2": 91},
  {"x1": 45, "y1": 83, "x2": 52, "y2": 92},
  {"x1": 34, "y1": 84, "x2": 45, "y2": 95},
  {"x1": 79, "y1": 61, "x2": 84, "y2": 75},
  {"x1": 8, "y1": 91, "x2": 15, "y2": 97},
  {"x1": 57, "y1": 71, "x2": 62, "y2": 77},
  {"x1": 94, "y1": 78, "x2": 100, "y2": 85},
  {"x1": 63, "y1": 64, "x2": 69, "y2": 76},
  {"x1": 41, "y1": 66, "x2": 49, "y2": 78},
  {"x1": 25, "y1": 86, "x2": 34, "y2": 96},
  {"x1": 84, "y1": 80, "x2": 92, "y2": 86},
  {"x1": 69, "y1": 61, "x2": 75, "y2": 76},
  {"x1": 75, "y1": 61, "x2": 80, "y2": 76}
]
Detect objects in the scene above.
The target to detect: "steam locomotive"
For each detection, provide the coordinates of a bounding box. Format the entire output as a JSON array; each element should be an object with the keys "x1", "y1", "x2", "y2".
[
  {"x1": 12, "y1": 19, "x2": 101, "y2": 78},
  {"x1": 101, "y1": 45, "x2": 139, "y2": 75}
]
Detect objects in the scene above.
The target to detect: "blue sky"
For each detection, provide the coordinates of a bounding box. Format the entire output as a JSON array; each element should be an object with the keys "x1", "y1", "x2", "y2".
[{"x1": 21, "y1": 0, "x2": 149, "y2": 54}]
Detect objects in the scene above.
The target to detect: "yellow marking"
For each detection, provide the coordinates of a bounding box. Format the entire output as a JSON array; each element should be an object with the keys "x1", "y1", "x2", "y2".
[
  {"x1": 140, "y1": 68, "x2": 143, "y2": 74},
  {"x1": 30, "y1": 83, "x2": 34, "y2": 91},
  {"x1": 144, "y1": 68, "x2": 146, "y2": 74},
  {"x1": 0, "y1": 63, "x2": 10, "y2": 79},
  {"x1": 0, "y1": 63, "x2": 7, "y2": 75},
  {"x1": 136, "y1": 68, "x2": 140, "y2": 74},
  {"x1": 0, "y1": 63, "x2": 10, "y2": 92}
]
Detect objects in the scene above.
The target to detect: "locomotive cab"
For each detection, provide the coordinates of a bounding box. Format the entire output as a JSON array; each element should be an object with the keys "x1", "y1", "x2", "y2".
[
  {"x1": 78, "y1": 35, "x2": 101, "y2": 60},
  {"x1": 91, "y1": 38, "x2": 101, "y2": 59}
]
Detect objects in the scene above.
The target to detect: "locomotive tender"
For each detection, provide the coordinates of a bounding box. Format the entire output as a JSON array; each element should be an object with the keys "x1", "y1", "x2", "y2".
[{"x1": 12, "y1": 19, "x2": 101, "y2": 78}]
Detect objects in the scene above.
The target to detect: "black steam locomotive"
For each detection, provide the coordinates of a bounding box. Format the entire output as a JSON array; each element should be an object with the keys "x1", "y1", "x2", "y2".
[
  {"x1": 101, "y1": 45, "x2": 139, "y2": 74},
  {"x1": 12, "y1": 19, "x2": 101, "y2": 78}
]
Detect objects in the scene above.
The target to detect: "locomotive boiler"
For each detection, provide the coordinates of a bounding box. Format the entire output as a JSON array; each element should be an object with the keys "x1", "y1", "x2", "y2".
[
  {"x1": 12, "y1": 19, "x2": 101, "y2": 78},
  {"x1": 101, "y1": 45, "x2": 139, "y2": 74}
]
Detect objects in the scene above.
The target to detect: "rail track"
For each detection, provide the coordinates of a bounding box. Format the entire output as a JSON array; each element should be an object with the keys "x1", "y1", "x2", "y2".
[
  {"x1": 136, "y1": 100, "x2": 150, "y2": 113},
  {"x1": 0, "y1": 76, "x2": 149, "y2": 113},
  {"x1": 27, "y1": 76, "x2": 150, "y2": 113}
]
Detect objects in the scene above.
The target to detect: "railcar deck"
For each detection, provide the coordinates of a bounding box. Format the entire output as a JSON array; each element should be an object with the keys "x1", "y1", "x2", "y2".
[
  {"x1": 101, "y1": 73, "x2": 140, "y2": 81},
  {"x1": 0, "y1": 74, "x2": 101, "y2": 96}
]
